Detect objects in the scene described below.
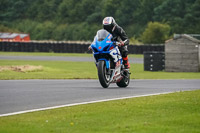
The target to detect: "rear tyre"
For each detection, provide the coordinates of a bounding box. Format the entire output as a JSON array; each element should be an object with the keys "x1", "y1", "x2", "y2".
[
  {"x1": 98, "y1": 61, "x2": 110, "y2": 88},
  {"x1": 116, "y1": 70, "x2": 130, "y2": 87}
]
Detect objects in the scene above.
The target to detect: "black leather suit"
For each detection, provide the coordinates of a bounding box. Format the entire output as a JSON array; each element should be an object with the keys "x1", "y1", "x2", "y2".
[{"x1": 108, "y1": 24, "x2": 129, "y2": 57}]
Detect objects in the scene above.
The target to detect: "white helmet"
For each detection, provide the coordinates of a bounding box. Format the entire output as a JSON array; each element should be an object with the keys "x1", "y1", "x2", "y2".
[{"x1": 102, "y1": 17, "x2": 116, "y2": 33}]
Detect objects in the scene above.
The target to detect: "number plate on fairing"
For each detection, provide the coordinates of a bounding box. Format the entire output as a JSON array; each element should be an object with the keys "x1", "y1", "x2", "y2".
[{"x1": 109, "y1": 47, "x2": 122, "y2": 62}]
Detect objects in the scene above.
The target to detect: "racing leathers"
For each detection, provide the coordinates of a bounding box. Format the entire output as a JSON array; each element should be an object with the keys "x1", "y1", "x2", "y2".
[{"x1": 108, "y1": 24, "x2": 130, "y2": 69}]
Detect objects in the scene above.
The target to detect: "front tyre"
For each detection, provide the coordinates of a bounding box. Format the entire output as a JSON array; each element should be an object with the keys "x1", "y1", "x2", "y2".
[
  {"x1": 98, "y1": 61, "x2": 110, "y2": 88},
  {"x1": 116, "y1": 70, "x2": 130, "y2": 87}
]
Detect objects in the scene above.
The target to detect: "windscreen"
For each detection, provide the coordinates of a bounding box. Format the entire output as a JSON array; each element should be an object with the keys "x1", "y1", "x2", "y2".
[{"x1": 97, "y1": 29, "x2": 110, "y2": 41}]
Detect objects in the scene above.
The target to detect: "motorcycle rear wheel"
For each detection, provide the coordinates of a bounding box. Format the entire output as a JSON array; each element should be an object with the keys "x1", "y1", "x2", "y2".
[
  {"x1": 98, "y1": 60, "x2": 110, "y2": 88},
  {"x1": 116, "y1": 70, "x2": 130, "y2": 87}
]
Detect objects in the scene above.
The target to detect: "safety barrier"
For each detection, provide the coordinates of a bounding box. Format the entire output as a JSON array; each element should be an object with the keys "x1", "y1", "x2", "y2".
[
  {"x1": 144, "y1": 52, "x2": 165, "y2": 71},
  {"x1": 0, "y1": 42, "x2": 164, "y2": 54}
]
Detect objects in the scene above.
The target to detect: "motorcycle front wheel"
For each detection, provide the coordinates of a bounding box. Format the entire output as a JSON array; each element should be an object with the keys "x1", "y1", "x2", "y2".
[{"x1": 97, "y1": 60, "x2": 110, "y2": 88}]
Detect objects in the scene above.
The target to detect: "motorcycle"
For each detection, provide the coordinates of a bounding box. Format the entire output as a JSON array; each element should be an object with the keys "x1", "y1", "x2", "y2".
[{"x1": 90, "y1": 29, "x2": 130, "y2": 88}]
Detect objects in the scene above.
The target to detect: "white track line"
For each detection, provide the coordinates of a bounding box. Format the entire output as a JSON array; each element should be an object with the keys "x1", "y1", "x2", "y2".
[{"x1": 0, "y1": 92, "x2": 174, "y2": 117}]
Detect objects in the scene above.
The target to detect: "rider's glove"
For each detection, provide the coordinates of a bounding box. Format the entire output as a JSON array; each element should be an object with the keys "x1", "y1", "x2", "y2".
[
  {"x1": 119, "y1": 41, "x2": 125, "y2": 46},
  {"x1": 88, "y1": 46, "x2": 92, "y2": 50},
  {"x1": 116, "y1": 41, "x2": 124, "y2": 47}
]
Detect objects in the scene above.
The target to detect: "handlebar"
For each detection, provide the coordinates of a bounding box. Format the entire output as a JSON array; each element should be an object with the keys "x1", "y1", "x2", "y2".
[
  {"x1": 114, "y1": 41, "x2": 123, "y2": 47},
  {"x1": 115, "y1": 42, "x2": 121, "y2": 46}
]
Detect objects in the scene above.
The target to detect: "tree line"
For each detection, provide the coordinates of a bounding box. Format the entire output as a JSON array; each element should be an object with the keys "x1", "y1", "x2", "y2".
[{"x1": 0, "y1": 0, "x2": 200, "y2": 44}]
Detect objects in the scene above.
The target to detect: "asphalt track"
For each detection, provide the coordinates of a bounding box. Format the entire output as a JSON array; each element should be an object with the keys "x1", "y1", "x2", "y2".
[
  {"x1": 0, "y1": 55, "x2": 143, "y2": 63},
  {"x1": 0, "y1": 79, "x2": 200, "y2": 116}
]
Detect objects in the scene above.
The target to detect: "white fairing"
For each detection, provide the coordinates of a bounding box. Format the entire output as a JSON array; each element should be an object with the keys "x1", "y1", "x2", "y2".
[
  {"x1": 115, "y1": 66, "x2": 121, "y2": 79},
  {"x1": 109, "y1": 46, "x2": 122, "y2": 82},
  {"x1": 110, "y1": 47, "x2": 122, "y2": 62}
]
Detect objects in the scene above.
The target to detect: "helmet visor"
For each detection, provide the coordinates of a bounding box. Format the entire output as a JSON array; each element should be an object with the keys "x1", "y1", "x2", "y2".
[{"x1": 103, "y1": 24, "x2": 113, "y2": 33}]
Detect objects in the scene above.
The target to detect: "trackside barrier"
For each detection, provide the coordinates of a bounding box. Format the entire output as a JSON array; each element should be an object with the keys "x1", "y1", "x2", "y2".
[
  {"x1": 0, "y1": 42, "x2": 164, "y2": 54},
  {"x1": 144, "y1": 52, "x2": 165, "y2": 71}
]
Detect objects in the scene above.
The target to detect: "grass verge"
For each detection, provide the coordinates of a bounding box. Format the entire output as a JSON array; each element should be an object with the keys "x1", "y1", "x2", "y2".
[
  {"x1": 0, "y1": 90, "x2": 199, "y2": 133},
  {"x1": 0, "y1": 60, "x2": 97, "y2": 79},
  {"x1": 0, "y1": 60, "x2": 200, "y2": 79}
]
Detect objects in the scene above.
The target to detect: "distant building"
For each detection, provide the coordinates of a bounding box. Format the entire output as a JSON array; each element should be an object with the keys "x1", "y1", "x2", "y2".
[
  {"x1": 0, "y1": 32, "x2": 30, "y2": 42},
  {"x1": 165, "y1": 34, "x2": 200, "y2": 72},
  {"x1": 19, "y1": 33, "x2": 30, "y2": 42}
]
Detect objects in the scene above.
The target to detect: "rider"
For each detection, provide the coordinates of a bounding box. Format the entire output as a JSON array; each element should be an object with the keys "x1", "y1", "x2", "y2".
[{"x1": 102, "y1": 17, "x2": 130, "y2": 69}]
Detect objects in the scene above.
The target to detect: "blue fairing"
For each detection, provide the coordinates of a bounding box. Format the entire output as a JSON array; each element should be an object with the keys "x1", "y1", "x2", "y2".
[
  {"x1": 91, "y1": 29, "x2": 122, "y2": 69},
  {"x1": 91, "y1": 35, "x2": 114, "y2": 54}
]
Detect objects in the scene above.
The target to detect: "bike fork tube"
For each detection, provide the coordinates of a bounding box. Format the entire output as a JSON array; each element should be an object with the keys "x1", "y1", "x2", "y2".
[
  {"x1": 105, "y1": 60, "x2": 110, "y2": 69},
  {"x1": 98, "y1": 59, "x2": 110, "y2": 69}
]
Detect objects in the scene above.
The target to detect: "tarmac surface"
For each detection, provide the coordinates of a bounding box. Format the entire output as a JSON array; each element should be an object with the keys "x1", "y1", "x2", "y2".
[
  {"x1": 0, "y1": 79, "x2": 199, "y2": 116},
  {"x1": 0, "y1": 55, "x2": 143, "y2": 63}
]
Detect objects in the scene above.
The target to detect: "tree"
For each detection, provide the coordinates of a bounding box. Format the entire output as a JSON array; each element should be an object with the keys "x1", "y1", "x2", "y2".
[
  {"x1": 1, "y1": 0, "x2": 199, "y2": 41},
  {"x1": 153, "y1": 0, "x2": 197, "y2": 33},
  {"x1": 141, "y1": 22, "x2": 171, "y2": 44},
  {"x1": 0, "y1": 24, "x2": 19, "y2": 32},
  {"x1": 183, "y1": 0, "x2": 200, "y2": 33}
]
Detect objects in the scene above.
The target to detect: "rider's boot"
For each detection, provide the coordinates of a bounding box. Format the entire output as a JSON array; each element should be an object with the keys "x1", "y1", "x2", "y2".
[{"x1": 123, "y1": 56, "x2": 130, "y2": 69}]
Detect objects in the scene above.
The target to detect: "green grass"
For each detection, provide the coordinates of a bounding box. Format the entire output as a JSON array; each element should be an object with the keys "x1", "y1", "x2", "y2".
[
  {"x1": 0, "y1": 90, "x2": 199, "y2": 133},
  {"x1": 0, "y1": 52, "x2": 143, "y2": 58},
  {"x1": 0, "y1": 60, "x2": 200, "y2": 79},
  {"x1": 132, "y1": 64, "x2": 200, "y2": 79},
  {"x1": 0, "y1": 60, "x2": 97, "y2": 79}
]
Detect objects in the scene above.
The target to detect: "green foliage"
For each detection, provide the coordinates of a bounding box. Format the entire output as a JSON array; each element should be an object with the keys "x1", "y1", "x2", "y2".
[
  {"x1": 0, "y1": 24, "x2": 19, "y2": 32},
  {"x1": 0, "y1": 0, "x2": 200, "y2": 42},
  {"x1": 141, "y1": 22, "x2": 171, "y2": 44},
  {"x1": 129, "y1": 37, "x2": 143, "y2": 45},
  {"x1": 153, "y1": 0, "x2": 200, "y2": 34}
]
